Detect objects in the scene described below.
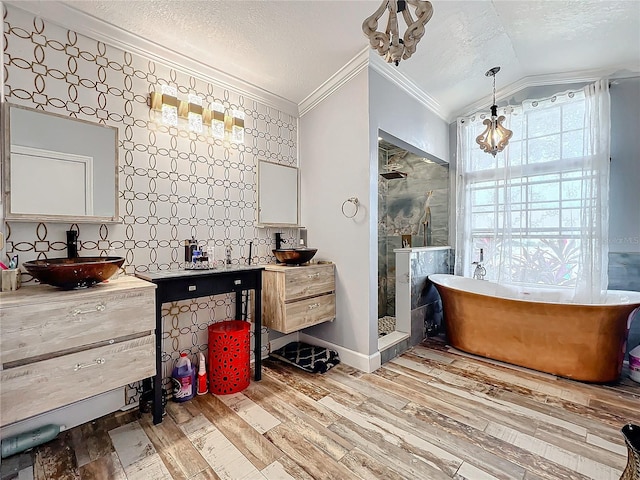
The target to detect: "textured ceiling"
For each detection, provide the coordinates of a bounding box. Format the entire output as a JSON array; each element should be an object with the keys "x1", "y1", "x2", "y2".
[{"x1": 57, "y1": 0, "x2": 640, "y2": 116}]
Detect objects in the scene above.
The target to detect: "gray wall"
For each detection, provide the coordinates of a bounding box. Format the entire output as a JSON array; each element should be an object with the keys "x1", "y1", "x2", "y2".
[{"x1": 609, "y1": 77, "x2": 640, "y2": 356}]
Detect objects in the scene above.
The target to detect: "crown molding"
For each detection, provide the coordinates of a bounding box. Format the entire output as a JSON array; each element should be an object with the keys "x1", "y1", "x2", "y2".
[
  {"x1": 298, "y1": 48, "x2": 370, "y2": 117},
  {"x1": 367, "y1": 52, "x2": 447, "y2": 122},
  {"x1": 451, "y1": 64, "x2": 640, "y2": 121},
  {"x1": 6, "y1": 1, "x2": 299, "y2": 117},
  {"x1": 299, "y1": 48, "x2": 448, "y2": 122}
]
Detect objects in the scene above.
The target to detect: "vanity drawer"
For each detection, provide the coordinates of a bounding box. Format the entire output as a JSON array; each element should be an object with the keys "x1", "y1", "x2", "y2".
[
  {"x1": 280, "y1": 293, "x2": 336, "y2": 334},
  {"x1": 284, "y1": 264, "x2": 335, "y2": 301},
  {"x1": 0, "y1": 288, "x2": 155, "y2": 365},
  {"x1": 0, "y1": 335, "x2": 155, "y2": 426}
]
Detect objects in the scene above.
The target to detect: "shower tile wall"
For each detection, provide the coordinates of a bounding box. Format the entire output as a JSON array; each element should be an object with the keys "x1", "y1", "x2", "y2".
[
  {"x1": 409, "y1": 248, "x2": 453, "y2": 344},
  {"x1": 378, "y1": 142, "x2": 449, "y2": 317}
]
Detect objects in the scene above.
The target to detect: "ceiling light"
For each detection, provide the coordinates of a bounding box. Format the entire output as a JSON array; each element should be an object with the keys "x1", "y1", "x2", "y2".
[
  {"x1": 362, "y1": 0, "x2": 433, "y2": 66},
  {"x1": 476, "y1": 67, "x2": 512, "y2": 156}
]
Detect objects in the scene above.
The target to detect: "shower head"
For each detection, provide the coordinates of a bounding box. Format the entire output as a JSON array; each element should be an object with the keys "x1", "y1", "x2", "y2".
[{"x1": 380, "y1": 170, "x2": 407, "y2": 179}]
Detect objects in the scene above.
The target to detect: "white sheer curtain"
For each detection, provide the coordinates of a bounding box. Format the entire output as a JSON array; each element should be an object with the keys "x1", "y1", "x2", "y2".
[{"x1": 455, "y1": 80, "x2": 611, "y2": 303}]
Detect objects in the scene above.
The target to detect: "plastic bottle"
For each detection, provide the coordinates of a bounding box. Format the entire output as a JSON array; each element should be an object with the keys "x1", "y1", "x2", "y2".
[
  {"x1": 630, "y1": 345, "x2": 640, "y2": 383},
  {"x1": 171, "y1": 353, "x2": 195, "y2": 402},
  {"x1": 197, "y1": 352, "x2": 208, "y2": 395},
  {"x1": 1, "y1": 424, "x2": 66, "y2": 458}
]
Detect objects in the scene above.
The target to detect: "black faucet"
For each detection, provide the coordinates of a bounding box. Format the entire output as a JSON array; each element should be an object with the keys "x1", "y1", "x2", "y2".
[
  {"x1": 275, "y1": 233, "x2": 286, "y2": 250},
  {"x1": 66, "y1": 230, "x2": 78, "y2": 258}
]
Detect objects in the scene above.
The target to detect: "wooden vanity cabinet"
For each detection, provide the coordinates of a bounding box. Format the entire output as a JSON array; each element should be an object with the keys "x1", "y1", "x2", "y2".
[
  {"x1": 0, "y1": 276, "x2": 156, "y2": 426},
  {"x1": 262, "y1": 263, "x2": 335, "y2": 334}
]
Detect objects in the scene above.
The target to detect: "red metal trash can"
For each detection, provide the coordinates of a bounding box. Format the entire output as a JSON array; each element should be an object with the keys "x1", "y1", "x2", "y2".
[{"x1": 208, "y1": 320, "x2": 251, "y2": 395}]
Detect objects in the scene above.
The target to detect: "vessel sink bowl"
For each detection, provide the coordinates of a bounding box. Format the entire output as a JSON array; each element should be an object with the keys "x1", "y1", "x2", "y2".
[
  {"x1": 22, "y1": 257, "x2": 125, "y2": 290},
  {"x1": 273, "y1": 248, "x2": 318, "y2": 265}
]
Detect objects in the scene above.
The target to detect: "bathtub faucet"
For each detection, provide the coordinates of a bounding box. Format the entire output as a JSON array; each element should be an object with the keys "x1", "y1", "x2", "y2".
[
  {"x1": 472, "y1": 262, "x2": 486, "y2": 280},
  {"x1": 471, "y1": 248, "x2": 486, "y2": 280}
]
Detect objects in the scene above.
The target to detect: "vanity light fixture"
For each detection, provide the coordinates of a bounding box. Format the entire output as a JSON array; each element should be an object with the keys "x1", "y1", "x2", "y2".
[
  {"x1": 185, "y1": 94, "x2": 203, "y2": 133},
  {"x1": 149, "y1": 89, "x2": 245, "y2": 142},
  {"x1": 476, "y1": 66, "x2": 512, "y2": 156},
  {"x1": 362, "y1": 0, "x2": 433, "y2": 66},
  {"x1": 149, "y1": 85, "x2": 179, "y2": 127}
]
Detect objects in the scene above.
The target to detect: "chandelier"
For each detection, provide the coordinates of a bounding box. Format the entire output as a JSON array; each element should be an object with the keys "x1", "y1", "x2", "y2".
[
  {"x1": 476, "y1": 67, "x2": 512, "y2": 156},
  {"x1": 362, "y1": 0, "x2": 433, "y2": 66}
]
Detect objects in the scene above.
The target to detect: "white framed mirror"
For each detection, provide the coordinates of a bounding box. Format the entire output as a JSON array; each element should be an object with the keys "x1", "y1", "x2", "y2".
[
  {"x1": 2, "y1": 103, "x2": 119, "y2": 223},
  {"x1": 257, "y1": 160, "x2": 299, "y2": 227}
]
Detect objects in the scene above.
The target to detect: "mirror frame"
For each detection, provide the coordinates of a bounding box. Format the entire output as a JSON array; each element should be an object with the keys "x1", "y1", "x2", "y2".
[
  {"x1": 2, "y1": 103, "x2": 120, "y2": 223},
  {"x1": 257, "y1": 159, "x2": 300, "y2": 227}
]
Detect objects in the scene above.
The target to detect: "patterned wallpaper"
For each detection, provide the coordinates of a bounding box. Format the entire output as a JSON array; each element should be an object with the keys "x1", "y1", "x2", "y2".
[{"x1": 2, "y1": 5, "x2": 298, "y2": 403}]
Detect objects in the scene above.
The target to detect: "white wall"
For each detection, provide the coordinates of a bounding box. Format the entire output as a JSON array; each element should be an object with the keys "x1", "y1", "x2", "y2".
[
  {"x1": 299, "y1": 62, "x2": 450, "y2": 361},
  {"x1": 368, "y1": 69, "x2": 450, "y2": 355},
  {"x1": 369, "y1": 70, "x2": 449, "y2": 164},
  {"x1": 299, "y1": 69, "x2": 372, "y2": 357}
]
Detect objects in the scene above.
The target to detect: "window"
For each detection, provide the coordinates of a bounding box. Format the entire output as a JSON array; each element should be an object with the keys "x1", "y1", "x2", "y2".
[{"x1": 456, "y1": 83, "x2": 610, "y2": 296}]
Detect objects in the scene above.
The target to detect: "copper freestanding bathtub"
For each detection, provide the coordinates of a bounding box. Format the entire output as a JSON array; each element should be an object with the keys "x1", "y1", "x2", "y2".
[{"x1": 429, "y1": 274, "x2": 640, "y2": 383}]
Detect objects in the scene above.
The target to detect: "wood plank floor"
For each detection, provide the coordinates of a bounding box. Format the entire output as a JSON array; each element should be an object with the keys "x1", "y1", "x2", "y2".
[{"x1": 2, "y1": 339, "x2": 639, "y2": 480}]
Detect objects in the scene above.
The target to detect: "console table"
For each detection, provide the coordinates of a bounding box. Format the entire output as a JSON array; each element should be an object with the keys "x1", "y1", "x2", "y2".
[{"x1": 136, "y1": 265, "x2": 264, "y2": 424}]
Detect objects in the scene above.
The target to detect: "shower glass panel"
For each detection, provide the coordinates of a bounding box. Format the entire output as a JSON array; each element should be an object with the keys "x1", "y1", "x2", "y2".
[{"x1": 377, "y1": 137, "x2": 449, "y2": 338}]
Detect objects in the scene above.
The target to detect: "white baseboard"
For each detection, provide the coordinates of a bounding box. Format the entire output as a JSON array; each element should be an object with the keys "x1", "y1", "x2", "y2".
[
  {"x1": 299, "y1": 333, "x2": 380, "y2": 373},
  {"x1": 0, "y1": 387, "x2": 125, "y2": 440},
  {"x1": 267, "y1": 332, "x2": 300, "y2": 354}
]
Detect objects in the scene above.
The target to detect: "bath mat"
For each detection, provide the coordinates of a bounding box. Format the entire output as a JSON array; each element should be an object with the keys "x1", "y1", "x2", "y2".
[{"x1": 270, "y1": 342, "x2": 340, "y2": 374}]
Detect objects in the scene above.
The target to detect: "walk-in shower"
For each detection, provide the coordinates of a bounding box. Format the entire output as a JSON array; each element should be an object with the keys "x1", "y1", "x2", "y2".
[{"x1": 377, "y1": 136, "x2": 449, "y2": 341}]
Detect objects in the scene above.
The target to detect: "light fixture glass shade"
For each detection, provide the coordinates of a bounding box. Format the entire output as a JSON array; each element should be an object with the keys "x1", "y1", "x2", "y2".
[
  {"x1": 231, "y1": 110, "x2": 245, "y2": 144},
  {"x1": 362, "y1": 0, "x2": 434, "y2": 66},
  {"x1": 160, "y1": 85, "x2": 178, "y2": 127},
  {"x1": 476, "y1": 106, "x2": 512, "y2": 156},
  {"x1": 187, "y1": 94, "x2": 203, "y2": 133},
  {"x1": 210, "y1": 102, "x2": 225, "y2": 139}
]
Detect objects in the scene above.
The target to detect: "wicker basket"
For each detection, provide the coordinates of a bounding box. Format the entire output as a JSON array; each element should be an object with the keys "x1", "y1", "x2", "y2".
[{"x1": 621, "y1": 424, "x2": 640, "y2": 480}]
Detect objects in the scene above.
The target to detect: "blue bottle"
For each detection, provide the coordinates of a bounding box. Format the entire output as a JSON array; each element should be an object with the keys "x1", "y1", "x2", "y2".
[{"x1": 171, "y1": 353, "x2": 196, "y2": 402}]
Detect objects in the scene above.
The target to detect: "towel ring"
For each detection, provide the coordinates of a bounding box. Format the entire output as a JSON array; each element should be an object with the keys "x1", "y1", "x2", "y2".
[{"x1": 341, "y1": 197, "x2": 360, "y2": 218}]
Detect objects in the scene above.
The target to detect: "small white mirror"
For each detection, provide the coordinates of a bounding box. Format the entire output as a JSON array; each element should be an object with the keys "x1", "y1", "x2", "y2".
[
  {"x1": 3, "y1": 104, "x2": 119, "y2": 223},
  {"x1": 257, "y1": 160, "x2": 299, "y2": 227}
]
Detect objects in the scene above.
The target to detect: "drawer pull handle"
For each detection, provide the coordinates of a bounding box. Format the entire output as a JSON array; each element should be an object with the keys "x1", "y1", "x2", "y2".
[
  {"x1": 308, "y1": 303, "x2": 320, "y2": 310},
  {"x1": 74, "y1": 357, "x2": 106, "y2": 371},
  {"x1": 307, "y1": 273, "x2": 321, "y2": 278},
  {"x1": 71, "y1": 303, "x2": 106, "y2": 316}
]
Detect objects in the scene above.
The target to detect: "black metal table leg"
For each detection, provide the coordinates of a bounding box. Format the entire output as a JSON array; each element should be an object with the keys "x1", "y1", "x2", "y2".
[{"x1": 153, "y1": 294, "x2": 163, "y2": 424}]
